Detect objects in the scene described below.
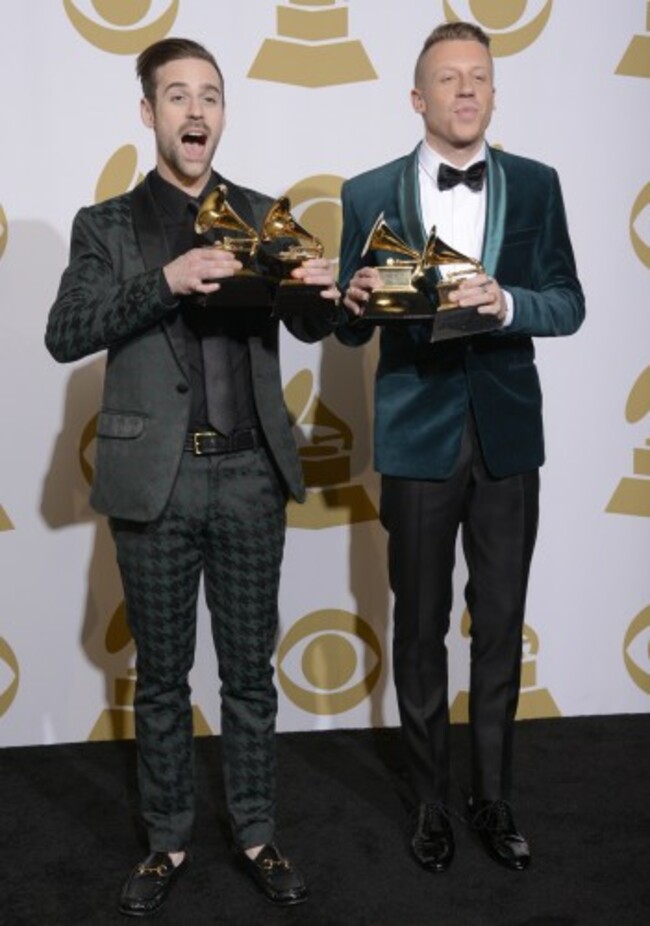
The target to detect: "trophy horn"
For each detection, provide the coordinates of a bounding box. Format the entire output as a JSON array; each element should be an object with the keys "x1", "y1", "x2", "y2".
[
  {"x1": 423, "y1": 225, "x2": 483, "y2": 271},
  {"x1": 261, "y1": 196, "x2": 323, "y2": 256},
  {"x1": 362, "y1": 213, "x2": 420, "y2": 263},
  {"x1": 194, "y1": 183, "x2": 259, "y2": 243}
]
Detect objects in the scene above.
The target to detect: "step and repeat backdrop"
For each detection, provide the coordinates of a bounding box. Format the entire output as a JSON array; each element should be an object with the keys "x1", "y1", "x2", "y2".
[{"x1": 1, "y1": 0, "x2": 649, "y2": 747}]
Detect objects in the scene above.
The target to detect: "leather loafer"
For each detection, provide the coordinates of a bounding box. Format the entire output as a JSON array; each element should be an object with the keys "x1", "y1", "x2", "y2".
[
  {"x1": 237, "y1": 843, "x2": 307, "y2": 905},
  {"x1": 468, "y1": 799, "x2": 531, "y2": 871},
  {"x1": 119, "y1": 851, "x2": 186, "y2": 917},
  {"x1": 411, "y1": 802, "x2": 455, "y2": 872}
]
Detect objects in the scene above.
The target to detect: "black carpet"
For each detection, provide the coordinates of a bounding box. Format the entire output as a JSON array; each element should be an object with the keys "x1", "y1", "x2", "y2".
[{"x1": 1, "y1": 715, "x2": 648, "y2": 925}]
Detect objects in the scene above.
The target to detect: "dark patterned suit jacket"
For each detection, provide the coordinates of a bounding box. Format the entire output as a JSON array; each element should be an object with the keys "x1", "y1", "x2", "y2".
[{"x1": 46, "y1": 172, "x2": 342, "y2": 521}]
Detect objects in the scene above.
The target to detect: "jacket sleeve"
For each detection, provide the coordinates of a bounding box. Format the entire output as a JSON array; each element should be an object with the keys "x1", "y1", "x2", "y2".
[
  {"x1": 504, "y1": 169, "x2": 585, "y2": 338},
  {"x1": 281, "y1": 299, "x2": 348, "y2": 344},
  {"x1": 334, "y1": 180, "x2": 376, "y2": 348},
  {"x1": 45, "y1": 206, "x2": 177, "y2": 363}
]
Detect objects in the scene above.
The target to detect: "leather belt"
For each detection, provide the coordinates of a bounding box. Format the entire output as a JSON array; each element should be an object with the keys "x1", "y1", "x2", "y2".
[{"x1": 184, "y1": 428, "x2": 260, "y2": 456}]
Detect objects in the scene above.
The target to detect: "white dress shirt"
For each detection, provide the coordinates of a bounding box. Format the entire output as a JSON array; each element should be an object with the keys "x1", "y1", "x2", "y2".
[{"x1": 417, "y1": 140, "x2": 513, "y2": 326}]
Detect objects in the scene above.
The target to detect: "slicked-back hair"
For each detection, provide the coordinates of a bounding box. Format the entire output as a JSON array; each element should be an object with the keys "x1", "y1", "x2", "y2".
[
  {"x1": 136, "y1": 38, "x2": 224, "y2": 103},
  {"x1": 414, "y1": 21, "x2": 491, "y2": 87}
]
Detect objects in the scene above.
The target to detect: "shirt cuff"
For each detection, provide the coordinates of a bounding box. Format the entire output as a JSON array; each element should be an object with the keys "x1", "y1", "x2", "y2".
[
  {"x1": 501, "y1": 289, "x2": 514, "y2": 327},
  {"x1": 158, "y1": 270, "x2": 178, "y2": 307}
]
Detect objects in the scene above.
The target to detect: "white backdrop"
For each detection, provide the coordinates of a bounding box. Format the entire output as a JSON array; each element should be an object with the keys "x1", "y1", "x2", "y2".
[{"x1": 1, "y1": 0, "x2": 649, "y2": 748}]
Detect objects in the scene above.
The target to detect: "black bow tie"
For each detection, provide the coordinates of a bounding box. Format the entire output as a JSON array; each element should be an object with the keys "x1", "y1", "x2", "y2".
[{"x1": 437, "y1": 161, "x2": 486, "y2": 192}]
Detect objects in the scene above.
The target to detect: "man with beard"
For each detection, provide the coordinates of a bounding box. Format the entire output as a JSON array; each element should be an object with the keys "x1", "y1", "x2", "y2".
[{"x1": 46, "y1": 37, "x2": 343, "y2": 917}]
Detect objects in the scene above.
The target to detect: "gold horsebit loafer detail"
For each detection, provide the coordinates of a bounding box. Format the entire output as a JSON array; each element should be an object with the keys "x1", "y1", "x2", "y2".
[
  {"x1": 237, "y1": 843, "x2": 307, "y2": 905},
  {"x1": 119, "y1": 851, "x2": 187, "y2": 917}
]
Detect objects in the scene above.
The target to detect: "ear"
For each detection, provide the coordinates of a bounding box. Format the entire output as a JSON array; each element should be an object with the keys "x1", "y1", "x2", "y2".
[
  {"x1": 411, "y1": 88, "x2": 425, "y2": 113},
  {"x1": 140, "y1": 97, "x2": 155, "y2": 129}
]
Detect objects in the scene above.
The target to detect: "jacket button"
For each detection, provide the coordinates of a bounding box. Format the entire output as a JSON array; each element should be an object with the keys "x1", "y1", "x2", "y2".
[{"x1": 176, "y1": 382, "x2": 189, "y2": 393}]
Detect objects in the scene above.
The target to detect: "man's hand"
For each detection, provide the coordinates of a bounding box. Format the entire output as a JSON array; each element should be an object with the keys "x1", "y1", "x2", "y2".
[
  {"x1": 342, "y1": 267, "x2": 382, "y2": 316},
  {"x1": 163, "y1": 246, "x2": 242, "y2": 297},
  {"x1": 291, "y1": 258, "x2": 340, "y2": 303},
  {"x1": 448, "y1": 272, "x2": 507, "y2": 323}
]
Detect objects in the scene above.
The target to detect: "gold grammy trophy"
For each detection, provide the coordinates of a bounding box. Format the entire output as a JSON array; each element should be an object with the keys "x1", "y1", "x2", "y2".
[
  {"x1": 429, "y1": 228, "x2": 502, "y2": 340},
  {"x1": 358, "y1": 213, "x2": 435, "y2": 320},
  {"x1": 361, "y1": 214, "x2": 501, "y2": 339},
  {"x1": 258, "y1": 196, "x2": 326, "y2": 316},
  {"x1": 193, "y1": 183, "x2": 273, "y2": 307}
]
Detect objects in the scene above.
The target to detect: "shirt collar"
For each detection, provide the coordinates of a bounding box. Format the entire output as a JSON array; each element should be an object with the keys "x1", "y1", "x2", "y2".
[
  {"x1": 418, "y1": 140, "x2": 488, "y2": 185},
  {"x1": 150, "y1": 169, "x2": 217, "y2": 219}
]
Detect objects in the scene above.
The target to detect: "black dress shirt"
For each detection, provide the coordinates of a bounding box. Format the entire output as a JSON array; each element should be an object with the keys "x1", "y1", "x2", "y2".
[{"x1": 149, "y1": 169, "x2": 259, "y2": 433}]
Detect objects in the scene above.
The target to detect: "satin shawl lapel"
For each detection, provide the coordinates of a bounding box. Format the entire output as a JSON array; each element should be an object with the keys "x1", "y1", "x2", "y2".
[
  {"x1": 397, "y1": 147, "x2": 436, "y2": 339},
  {"x1": 130, "y1": 174, "x2": 188, "y2": 375},
  {"x1": 482, "y1": 147, "x2": 507, "y2": 275}
]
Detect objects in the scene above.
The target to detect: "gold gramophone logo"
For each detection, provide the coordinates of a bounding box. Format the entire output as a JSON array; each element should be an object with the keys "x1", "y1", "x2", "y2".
[
  {"x1": 63, "y1": 0, "x2": 178, "y2": 54},
  {"x1": 444, "y1": 0, "x2": 553, "y2": 56},
  {"x1": 278, "y1": 609, "x2": 382, "y2": 714},
  {"x1": 623, "y1": 605, "x2": 650, "y2": 693},
  {"x1": 450, "y1": 609, "x2": 561, "y2": 721},
  {"x1": 0, "y1": 637, "x2": 20, "y2": 717},
  {"x1": 0, "y1": 505, "x2": 15, "y2": 532},
  {"x1": 630, "y1": 183, "x2": 650, "y2": 268},
  {"x1": 616, "y1": 1, "x2": 650, "y2": 78},
  {"x1": 248, "y1": 0, "x2": 377, "y2": 88},
  {"x1": 284, "y1": 369, "x2": 378, "y2": 529},
  {"x1": 0, "y1": 203, "x2": 7, "y2": 259},
  {"x1": 79, "y1": 415, "x2": 212, "y2": 740},
  {"x1": 96, "y1": 145, "x2": 144, "y2": 204},
  {"x1": 607, "y1": 367, "x2": 650, "y2": 517}
]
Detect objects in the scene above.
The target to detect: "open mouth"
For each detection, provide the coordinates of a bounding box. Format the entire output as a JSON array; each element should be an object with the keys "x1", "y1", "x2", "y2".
[{"x1": 181, "y1": 131, "x2": 208, "y2": 157}]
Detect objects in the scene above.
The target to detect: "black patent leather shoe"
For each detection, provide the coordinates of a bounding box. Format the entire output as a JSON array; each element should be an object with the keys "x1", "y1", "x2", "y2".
[
  {"x1": 411, "y1": 802, "x2": 455, "y2": 872},
  {"x1": 468, "y1": 799, "x2": 531, "y2": 871},
  {"x1": 119, "y1": 851, "x2": 186, "y2": 917},
  {"x1": 237, "y1": 843, "x2": 307, "y2": 905}
]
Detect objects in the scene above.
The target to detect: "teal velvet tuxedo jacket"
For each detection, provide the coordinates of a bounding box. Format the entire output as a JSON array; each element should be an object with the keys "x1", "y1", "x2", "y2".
[
  {"x1": 46, "y1": 172, "x2": 342, "y2": 521},
  {"x1": 336, "y1": 144, "x2": 585, "y2": 480}
]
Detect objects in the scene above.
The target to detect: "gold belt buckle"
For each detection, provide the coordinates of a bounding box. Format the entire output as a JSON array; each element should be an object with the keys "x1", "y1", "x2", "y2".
[{"x1": 193, "y1": 431, "x2": 217, "y2": 455}]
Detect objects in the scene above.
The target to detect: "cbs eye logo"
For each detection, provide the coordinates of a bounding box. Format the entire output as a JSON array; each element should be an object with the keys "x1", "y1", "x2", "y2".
[
  {"x1": 444, "y1": 0, "x2": 553, "y2": 56},
  {"x1": 623, "y1": 606, "x2": 650, "y2": 693},
  {"x1": 0, "y1": 637, "x2": 20, "y2": 717},
  {"x1": 63, "y1": 0, "x2": 178, "y2": 54},
  {"x1": 278, "y1": 609, "x2": 382, "y2": 714}
]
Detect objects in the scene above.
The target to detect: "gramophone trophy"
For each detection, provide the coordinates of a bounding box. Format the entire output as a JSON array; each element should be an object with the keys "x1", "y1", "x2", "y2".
[
  {"x1": 193, "y1": 184, "x2": 272, "y2": 307},
  {"x1": 428, "y1": 228, "x2": 502, "y2": 340},
  {"x1": 258, "y1": 196, "x2": 326, "y2": 316},
  {"x1": 358, "y1": 213, "x2": 436, "y2": 321},
  {"x1": 360, "y1": 214, "x2": 501, "y2": 339}
]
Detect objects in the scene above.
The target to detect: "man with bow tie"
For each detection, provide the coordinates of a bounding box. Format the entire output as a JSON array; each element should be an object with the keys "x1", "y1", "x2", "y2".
[{"x1": 338, "y1": 21, "x2": 584, "y2": 873}]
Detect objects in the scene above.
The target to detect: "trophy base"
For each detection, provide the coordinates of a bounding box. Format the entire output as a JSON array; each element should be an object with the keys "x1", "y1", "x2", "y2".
[
  {"x1": 432, "y1": 305, "x2": 502, "y2": 341},
  {"x1": 271, "y1": 280, "x2": 327, "y2": 317},
  {"x1": 362, "y1": 288, "x2": 435, "y2": 321},
  {"x1": 194, "y1": 272, "x2": 273, "y2": 309}
]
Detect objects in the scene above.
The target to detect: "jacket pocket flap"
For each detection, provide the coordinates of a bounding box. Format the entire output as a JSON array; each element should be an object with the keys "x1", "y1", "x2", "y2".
[
  {"x1": 501, "y1": 226, "x2": 539, "y2": 246},
  {"x1": 96, "y1": 411, "x2": 145, "y2": 439}
]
